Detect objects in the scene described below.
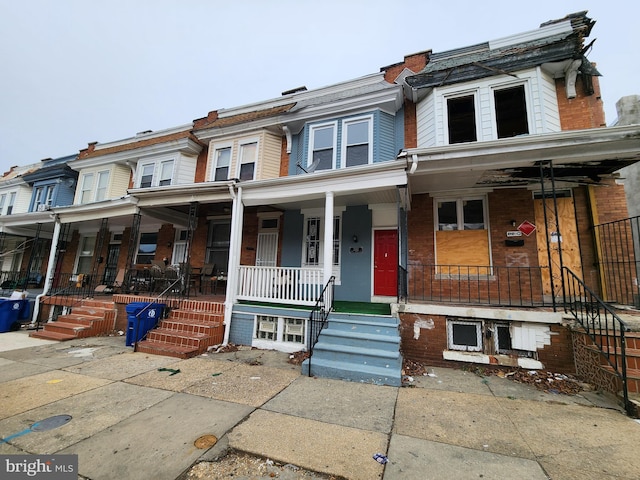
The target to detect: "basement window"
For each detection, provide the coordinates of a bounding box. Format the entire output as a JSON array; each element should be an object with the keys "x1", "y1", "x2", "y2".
[
  {"x1": 447, "y1": 94, "x2": 477, "y2": 144},
  {"x1": 256, "y1": 315, "x2": 277, "y2": 340},
  {"x1": 253, "y1": 315, "x2": 308, "y2": 350},
  {"x1": 494, "y1": 324, "x2": 513, "y2": 353},
  {"x1": 494, "y1": 85, "x2": 529, "y2": 138},
  {"x1": 447, "y1": 319, "x2": 482, "y2": 352}
]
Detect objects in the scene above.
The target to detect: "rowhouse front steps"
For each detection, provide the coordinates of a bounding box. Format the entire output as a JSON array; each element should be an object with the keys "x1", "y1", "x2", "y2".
[
  {"x1": 134, "y1": 301, "x2": 225, "y2": 359},
  {"x1": 302, "y1": 312, "x2": 403, "y2": 386},
  {"x1": 30, "y1": 299, "x2": 116, "y2": 341}
]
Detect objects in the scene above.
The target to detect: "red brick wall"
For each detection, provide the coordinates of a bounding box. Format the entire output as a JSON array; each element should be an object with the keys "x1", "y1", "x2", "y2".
[
  {"x1": 194, "y1": 146, "x2": 209, "y2": 183},
  {"x1": 407, "y1": 193, "x2": 434, "y2": 265},
  {"x1": 556, "y1": 73, "x2": 606, "y2": 130},
  {"x1": 279, "y1": 137, "x2": 289, "y2": 177},
  {"x1": 537, "y1": 324, "x2": 576, "y2": 373}
]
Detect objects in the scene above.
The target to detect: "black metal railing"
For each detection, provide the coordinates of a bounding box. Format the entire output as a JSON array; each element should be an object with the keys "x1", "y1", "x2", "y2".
[
  {"x1": 563, "y1": 266, "x2": 632, "y2": 416},
  {"x1": 406, "y1": 263, "x2": 551, "y2": 307},
  {"x1": 398, "y1": 265, "x2": 408, "y2": 302},
  {"x1": 306, "y1": 276, "x2": 335, "y2": 377},
  {"x1": 593, "y1": 216, "x2": 640, "y2": 308}
]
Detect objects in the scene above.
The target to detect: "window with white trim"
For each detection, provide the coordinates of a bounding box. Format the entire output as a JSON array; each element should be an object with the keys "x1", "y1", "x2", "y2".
[
  {"x1": 138, "y1": 159, "x2": 174, "y2": 188},
  {"x1": 79, "y1": 171, "x2": 110, "y2": 204},
  {"x1": 212, "y1": 146, "x2": 231, "y2": 181},
  {"x1": 76, "y1": 235, "x2": 96, "y2": 274},
  {"x1": 0, "y1": 194, "x2": 6, "y2": 215},
  {"x1": 95, "y1": 171, "x2": 109, "y2": 201},
  {"x1": 6, "y1": 192, "x2": 16, "y2": 215},
  {"x1": 493, "y1": 84, "x2": 529, "y2": 138},
  {"x1": 447, "y1": 319, "x2": 482, "y2": 352},
  {"x1": 303, "y1": 216, "x2": 341, "y2": 266},
  {"x1": 308, "y1": 123, "x2": 336, "y2": 171},
  {"x1": 342, "y1": 116, "x2": 372, "y2": 167},
  {"x1": 238, "y1": 141, "x2": 257, "y2": 180},
  {"x1": 447, "y1": 93, "x2": 477, "y2": 144},
  {"x1": 436, "y1": 198, "x2": 485, "y2": 231},
  {"x1": 254, "y1": 315, "x2": 306, "y2": 345}
]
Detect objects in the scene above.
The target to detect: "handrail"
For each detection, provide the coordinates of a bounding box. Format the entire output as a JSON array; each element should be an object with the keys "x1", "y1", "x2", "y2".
[
  {"x1": 306, "y1": 276, "x2": 335, "y2": 377},
  {"x1": 562, "y1": 266, "x2": 632, "y2": 416},
  {"x1": 132, "y1": 274, "x2": 185, "y2": 352}
]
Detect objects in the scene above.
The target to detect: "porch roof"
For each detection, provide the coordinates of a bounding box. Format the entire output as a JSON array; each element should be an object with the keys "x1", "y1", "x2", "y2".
[
  {"x1": 403, "y1": 124, "x2": 640, "y2": 194},
  {"x1": 238, "y1": 160, "x2": 409, "y2": 209}
]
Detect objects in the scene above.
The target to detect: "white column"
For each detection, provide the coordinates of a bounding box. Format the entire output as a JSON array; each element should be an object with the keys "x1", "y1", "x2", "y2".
[
  {"x1": 323, "y1": 191, "x2": 334, "y2": 284},
  {"x1": 31, "y1": 217, "x2": 62, "y2": 325},
  {"x1": 223, "y1": 186, "x2": 243, "y2": 345}
]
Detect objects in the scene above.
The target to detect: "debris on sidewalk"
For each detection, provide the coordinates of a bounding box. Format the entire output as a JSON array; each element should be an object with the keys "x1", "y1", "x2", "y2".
[
  {"x1": 158, "y1": 367, "x2": 181, "y2": 376},
  {"x1": 185, "y1": 451, "x2": 338, "y2": 479},
  {"x1": 288, "y1": 350, "x2": 309, "y2": 366},
  {"x1": 373, "y1": 453, "x2": 388, "y2": 464},
  {"x1": 465, "y1": 365, "x2": 584, "y2": 394}
]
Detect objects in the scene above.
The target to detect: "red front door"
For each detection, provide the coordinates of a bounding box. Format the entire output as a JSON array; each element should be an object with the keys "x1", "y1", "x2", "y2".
[{"x1": 374, "y1": 230, "x2": 398, "y2": 296}]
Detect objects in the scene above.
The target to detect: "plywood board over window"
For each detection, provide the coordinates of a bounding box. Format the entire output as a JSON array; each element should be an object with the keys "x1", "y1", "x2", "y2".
[{"x1": 436, "y1": 230, "x2": 490, "y2": 274}]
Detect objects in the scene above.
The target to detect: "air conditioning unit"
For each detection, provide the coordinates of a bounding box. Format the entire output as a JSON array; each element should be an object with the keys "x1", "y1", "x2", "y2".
[{"x1": 36, "y1": 204, "x2": 50, "y2": 212}]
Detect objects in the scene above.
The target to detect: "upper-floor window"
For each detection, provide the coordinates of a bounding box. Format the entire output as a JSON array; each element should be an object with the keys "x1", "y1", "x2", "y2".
[
  {"x1": 138, "y1": 159, "x2": 174, "y2": 188},
  {"x1": 308, "y1": 123, "x2": 336, "y2": 171},
  {"x1": 33, "y1": 185, "x2": 55, "y2": 211},
  {"x1": 494, "y1": 85, "x2": 529, "y2": 138},
  {"x1": 79, "y1": 171, "x2": 110, "y2": 203},
  {"x1": 238, "y1": 142, "x2": 257, "y2": 180},
  {"x1": 342, "y1": 116, "x2": 372, "y2": 167},
  {"x1": 213, "y1": 146, "x2": 231, "y2": 181},
  {"x1": 447, "y1": 94, "x2": 477, "y2": 144},
  {"x1": 6, "y1": 192, "x2": 16, "y2": 215},
  {"x1": 437, "y1": 198, "x2": 485, "y2": 231}
]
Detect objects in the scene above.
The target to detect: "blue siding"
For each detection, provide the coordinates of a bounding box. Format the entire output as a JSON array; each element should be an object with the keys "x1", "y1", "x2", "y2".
[
  {"x1": 291, "y1": 108, "x2": 401, "y2": 176},
  {"x1": 281, "y1": 210, "x2": 303, "y2": 267},
  {"x1": 335, "y1": 205, "x2": 372, "y2": 302},
  {"x1": 228, "y1": 311, "x2": 254, "y2": 345}
]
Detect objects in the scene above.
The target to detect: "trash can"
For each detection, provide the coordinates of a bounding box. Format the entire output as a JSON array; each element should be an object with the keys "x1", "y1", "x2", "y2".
[
  {"x1": 125, "y1": 302, "x2": 165, "y2": 346},
  {"x1": 0, "y1": 299, "x2": 26, "y2": 333}
]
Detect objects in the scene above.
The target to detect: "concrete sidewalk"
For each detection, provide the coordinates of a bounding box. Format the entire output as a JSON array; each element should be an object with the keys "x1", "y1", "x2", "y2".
[{"x1": 1, "y1": 331, "x2": 639, "y2": 479}]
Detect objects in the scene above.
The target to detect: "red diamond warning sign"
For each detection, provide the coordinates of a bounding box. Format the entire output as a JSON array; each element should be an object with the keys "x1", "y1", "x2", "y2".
[{"x1": 517, "y1": 220, "x2": 537, "y2": 236}]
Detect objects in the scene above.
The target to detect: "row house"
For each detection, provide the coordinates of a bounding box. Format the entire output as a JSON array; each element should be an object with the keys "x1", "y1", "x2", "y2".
[{"x1": 4, "y1": 11, "x2": 638, "y2": 410}]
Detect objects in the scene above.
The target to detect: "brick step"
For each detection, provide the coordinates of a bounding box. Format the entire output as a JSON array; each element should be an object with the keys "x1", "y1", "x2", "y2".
[
  {"x1": 30, "y1": 329, "x2": 77, "y2": 341},
  {"x1": 39, "y1": 321, "x2": 92, "y2": 337},
  {"x1": 158, "y1": 318, "x2": 222, "y2": 335},
  {"x1": 135, "y1": 340, "x2": 200, "y2": 359},
  {"x1": 147, "y1": 328, "x2": 212, "y2": 349},
  {"x1": 61, "y1": 314, "x2": 99, "y2": 325},
  {"x1": 585, "y1": 346, "x2": 640, "y2": 370},
  {"x1": 601, "y1": 365, "x2": 640, "y2": 393},
  {"x1": 169, "y1": 309, "x2": 224, "y2": 323}
]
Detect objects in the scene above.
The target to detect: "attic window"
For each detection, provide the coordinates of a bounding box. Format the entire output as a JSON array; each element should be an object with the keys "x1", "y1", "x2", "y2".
[
  {"x1": 447, "y1": 95, "x2": 477, "y2": 144},
  {"x1": 494, "y1": 85, "x2": 529, "y2": 138}
]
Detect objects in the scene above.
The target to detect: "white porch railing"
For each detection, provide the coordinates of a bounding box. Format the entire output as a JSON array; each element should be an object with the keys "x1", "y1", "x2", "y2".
[{"x1": 236, "y1": 266, "x2": 324, "y2": 305}]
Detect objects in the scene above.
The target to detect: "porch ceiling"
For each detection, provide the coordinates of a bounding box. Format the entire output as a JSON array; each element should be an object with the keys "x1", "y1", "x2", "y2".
[{"x1": 406, "y1": 125, "x2": 640, "y2": 194}]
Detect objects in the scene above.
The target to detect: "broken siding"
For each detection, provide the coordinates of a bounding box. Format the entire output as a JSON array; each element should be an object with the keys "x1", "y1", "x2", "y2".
[
  {"x1": 510, "y1": 323, "x2": 551, "y2": 351},
  {"x1": 538, "y1": 68, "x2": 561, "y2": 132}
]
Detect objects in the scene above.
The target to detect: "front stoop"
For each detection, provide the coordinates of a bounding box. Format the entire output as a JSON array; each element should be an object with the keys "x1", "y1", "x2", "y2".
[
  {"x1": 302, "y1": 312, "x2": 403, "y2": 386},
  {"x1": 134, "y1": 305, "x2": 225, "y2": 359},
  {"x1": 30, "y1": 299, "x2": 116, "y2": 341}
]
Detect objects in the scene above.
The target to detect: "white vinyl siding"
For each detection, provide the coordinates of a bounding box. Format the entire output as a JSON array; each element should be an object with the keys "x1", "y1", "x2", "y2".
[
  {"x1": 417, "y1": 68, "x2": 558, "y2": 147},
  {"x1": 76, "y1": 166, "x2": 126, "y2": 204}
]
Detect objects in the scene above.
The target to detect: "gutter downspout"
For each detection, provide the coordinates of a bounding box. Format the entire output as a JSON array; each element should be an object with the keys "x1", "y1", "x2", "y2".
[
  {"x1": 31, "y1": 215, "x2": 62, "y2": 326},
  {"x1": 222, "y1": 184, "x2": 242, "y2": 345}
]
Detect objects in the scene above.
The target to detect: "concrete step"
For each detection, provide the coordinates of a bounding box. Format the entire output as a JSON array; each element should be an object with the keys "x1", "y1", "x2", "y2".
[
  {"x1": 318, "y1": 328, "x2": 401, "y2": 352},
  {"x1": 302, "y1": 357, "x2": 402, "y2": 386},
  {"x1": 311, "y1": 341, "x2": 401, "y2": 368},
  {"x1": 326, "y1": 315, "x2": 398, "y2": 336}
]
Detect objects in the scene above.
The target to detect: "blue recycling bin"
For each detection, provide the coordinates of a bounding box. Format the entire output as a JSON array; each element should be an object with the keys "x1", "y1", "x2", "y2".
[
  {"x1": 125, "y1": 302, "x2": 165, "y2": 346},
  {"x1": 0, "y1": 299, "x2": 26, "y2": 333}
]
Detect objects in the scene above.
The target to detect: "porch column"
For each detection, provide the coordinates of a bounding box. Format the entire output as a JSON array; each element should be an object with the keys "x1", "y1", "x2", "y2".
[
  {"x1": 31, "y1": 216, "x2": 62, "y2": 325},
  {"x1": 323, "y1": 191, "x2": 334, "y2": 284},
  {"x1": 223, "y1": 185, "x2": 243, "y2": 345}
]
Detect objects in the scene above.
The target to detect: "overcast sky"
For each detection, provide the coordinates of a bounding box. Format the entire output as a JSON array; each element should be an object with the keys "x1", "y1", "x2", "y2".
[{"x1": 1, "y1": 0, "x2": 637, "y2": 175}]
